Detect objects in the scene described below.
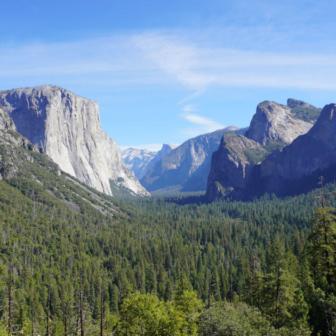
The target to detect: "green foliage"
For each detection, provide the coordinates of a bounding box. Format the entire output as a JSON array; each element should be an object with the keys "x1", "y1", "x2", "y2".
[
  {"x1": 118, "y1": 291, "x2": 202, "y2": 335},
  {"x1": 244, "y1": 141, "x2": 285, "y2": 164},
  {"x1": 198, "y1": 302, "x2": 310, "y2": 336},
  {"x1": 308, "y1": 205, "x2": 336, "y2": 288},
  {"x1": 1, "y1": 126, "x2": 336, "y2": 334},
  {"x1": 290, "y1": 105, "x2": 321, "y2": 123},
  {"x1": 261, "y1": 239, "x2": 300, "y2": 328},
  {"x1": 244, "y1": 147, "x2": 268, "y2": 164}
]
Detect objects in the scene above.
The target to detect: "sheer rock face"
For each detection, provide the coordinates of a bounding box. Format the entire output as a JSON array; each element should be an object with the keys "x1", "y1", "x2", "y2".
[
  {"x1": 258, "y1": 103, "x2": 336, "y2": 195},
  {"x1": 206, "y1": 133, "x2": 265, "y2": 200},
  {"x1": 0, "y1": 85, "x2": 150, "y2": 196},
  {"x1": 0, "y1": 105, "x2": 47, "y2": 180},
  {"x1": 206, "y1": 99, "x2": 325, "y2": 201},
  {"x1": 245, "y1": 101, "x2": 313, "y2": 145},
  {"x1": 207, "y1": 103, "x2": 336, "y2": 200}
]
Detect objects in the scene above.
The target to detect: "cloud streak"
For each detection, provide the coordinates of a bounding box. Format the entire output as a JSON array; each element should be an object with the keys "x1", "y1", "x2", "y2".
[
  {"x1": 1, "y1": 30, "x2": 336, "y2": 94},
  {"x1": 179, "y1": 110, "x2": 225, "y2": 139},
  {"x1": 182, "y1": 113, "x2": 225, "y2": 133}
]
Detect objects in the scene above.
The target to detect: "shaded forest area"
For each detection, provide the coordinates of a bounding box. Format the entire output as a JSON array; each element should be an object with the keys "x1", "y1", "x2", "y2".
[{"x1": 0, "y1": 172, "x2": 335, "y2": 335}]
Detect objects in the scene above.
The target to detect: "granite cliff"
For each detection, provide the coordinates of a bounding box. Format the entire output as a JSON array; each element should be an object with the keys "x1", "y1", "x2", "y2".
[
  {"x1": 206, "y1": 99, "x2": 323, "y2": 201},
  {"x1": 245, "y1": 100, "x2": 315, "y2": 145},
  {"x1": 257, "y1": 103, "x2": 336, "y2": 196},
  {"x1": 206, "y1": 133, "x2": 266, "y2": 200},
  {"x1": 141, "y1": 126, "x2": 246, "y2": 193},
  {"x1": 0, "y1": 103, "x2": 124, "y2": 216},
  {"x1": 0, "y1": 85, "x2": 149, "y2": 197}
]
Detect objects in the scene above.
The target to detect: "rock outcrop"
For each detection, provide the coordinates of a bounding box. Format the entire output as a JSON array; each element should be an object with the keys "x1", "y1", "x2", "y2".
[
  {"x1": 141, "y1": 126, "x2": 245, "y2": 193},
  {"x1": 207, "y1": 100, "x2": 336, "y2": 201},
  {"x1": 245, "y1": 101, "x2": 314, "y2": 145},
  {"x1": 0, "y1": 85, "x2": 150, "y2": 197},
  {"x1": 206, "y1": 99, "x2": 324, "y2": 201},
  {"x1": 206, "y1": 133, "x2": 266, "y2": 200},
  {"x1": 122, "y1": 143, "x2": 177, "y2": 180},
  {"x1": 257, "y1": 103, "x2": 336, "y2": 196}
]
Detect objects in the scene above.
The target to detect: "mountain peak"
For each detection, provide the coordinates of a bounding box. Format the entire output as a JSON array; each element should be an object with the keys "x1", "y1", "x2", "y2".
[{"x1": 245, "y1": 100, "x2": 313, "y2": 145}]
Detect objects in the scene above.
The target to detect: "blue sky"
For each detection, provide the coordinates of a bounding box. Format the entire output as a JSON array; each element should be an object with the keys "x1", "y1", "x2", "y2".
[{"x1": 1, "y1": 0, "x2": 336, "y2": 151}]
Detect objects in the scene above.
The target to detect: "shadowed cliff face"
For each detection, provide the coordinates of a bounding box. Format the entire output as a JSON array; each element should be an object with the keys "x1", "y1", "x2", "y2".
[
  {"x1": 206, "y1": 133, "x2": 266, "y2": 201},
  {"x1": 258, "y1": 103, "x2": 336, "y2": 196},
  {"x1": 0, "y1": 85, "x2": 150, "y2": 197},
  {"x1": 206, "y1": 99, "x2": 327, "y2": 201}
]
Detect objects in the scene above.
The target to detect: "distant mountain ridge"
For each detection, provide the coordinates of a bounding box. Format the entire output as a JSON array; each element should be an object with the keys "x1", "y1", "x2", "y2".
[
  {"x1": 206, "y1": 98, "x2": 324, "y2": 201},
  {"x1": 0, "y1": 85, "x2": 149, "y2": 197},
  {"x1": 122, "y1": 148, "x2": 157, "y2": 180},
  {"x1": 122, "y1": 143, "x2": 177, "y2": 180},
  {"x1": 140, "y1": 126, "x2": 247, "y2": 193}
]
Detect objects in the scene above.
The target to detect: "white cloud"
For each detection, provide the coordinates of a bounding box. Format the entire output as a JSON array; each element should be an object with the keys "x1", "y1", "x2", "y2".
[
  {"x1": 1, "y1": 31, "x2": 336, "y2": 94},
  {"x1": 182, "y1": 104, "x2": 197, "y2": 112},
  {"x1": 132, "y1": 31, "x2": 336, "y2": 93},
  {"x1": 180, "y1": 112, "x2": 225, "y2": 138}
]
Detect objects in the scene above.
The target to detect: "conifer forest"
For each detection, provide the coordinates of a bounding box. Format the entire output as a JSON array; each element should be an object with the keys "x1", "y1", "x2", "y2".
[{"x1": 0, "y1": 169, "x2": 336, "y2": 335}]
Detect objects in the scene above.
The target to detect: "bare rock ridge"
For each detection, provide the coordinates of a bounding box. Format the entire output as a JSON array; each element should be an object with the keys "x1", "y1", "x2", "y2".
[
  {"x1": 245, "y1": 100, "x2": 315, "y2": 145},
  {"x1": 206, "y1": 99, "x2": 325, "y2": 201},
  {"x1": 122, "y1": 143, "x2": 177, "y2": 180},
  {"x1": 141, "y1": 126, "x2": 246, "y2": 193},
  {"x1": 0, "y1": 85, "x2": 150, "y2": 197}
]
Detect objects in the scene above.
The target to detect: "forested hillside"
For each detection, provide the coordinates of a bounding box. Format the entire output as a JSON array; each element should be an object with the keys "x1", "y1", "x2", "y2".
[
  {"x1": 0, "y1": 159, "x2": 335, "y2": 335},
  {"x1": 0, "y1": 102, "x2": 334, "y2": 336}
]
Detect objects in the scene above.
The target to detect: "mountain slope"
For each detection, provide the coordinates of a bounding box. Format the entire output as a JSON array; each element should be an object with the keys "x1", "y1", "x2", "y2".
[
  {"x1": 206, "y1": 100, "x2": 332, "y2": 201},
  {"x1": 141, "y1": 126, "x2": 245, "y2": 193},
  {"x1": 0, "y1": 103, "x2": 125, "y2": 217},
  {"x1": 0, "y1": 85, "x2": 149, "y2": 197},
  {"x1": 122, "y1": 144, "x2": 177, "y2": 180},
  {"x1": 258, "y1": 103, "x2": 336, "y2": 196},
  {"x1": 122, "y1": 148, "x2": 157, "y2": 180}
]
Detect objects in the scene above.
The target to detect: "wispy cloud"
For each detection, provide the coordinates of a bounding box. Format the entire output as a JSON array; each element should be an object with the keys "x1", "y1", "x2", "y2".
[
  {"x1": 182, "y1": 104, "x2": 197, "y2": 112},
  {"x1": 133, "y1": 31, "x2": 336, "y2": 94},
  {"x1": 180, "y1": 111, "x2": 225, "y2": 138},
  {"x1": 1, "y1": 31, "x2": 336, "y2": 94}
]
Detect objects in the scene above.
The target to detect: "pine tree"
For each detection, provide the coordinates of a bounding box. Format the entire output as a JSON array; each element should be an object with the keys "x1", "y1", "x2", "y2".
[
  {"x1": 262, "y1": 238, "x2": 299, "y2": 328},
  {"x1": 174, "y1": 271, "x2": 193, "y2": 305},
  {"x1": 244, "y1": 247, "x2": 264, "y2": 308},
  {"x1": 110, "y1": 285, "x2": 119, "y2": 314},
  {"x1": 308, "y1": 204, "x2": 336, "y2": 288}
]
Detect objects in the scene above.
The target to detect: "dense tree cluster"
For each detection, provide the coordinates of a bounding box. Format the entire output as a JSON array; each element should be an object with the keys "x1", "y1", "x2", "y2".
[{"x1": 0, "y1": 169, "x2": 335, "y2": 334}]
